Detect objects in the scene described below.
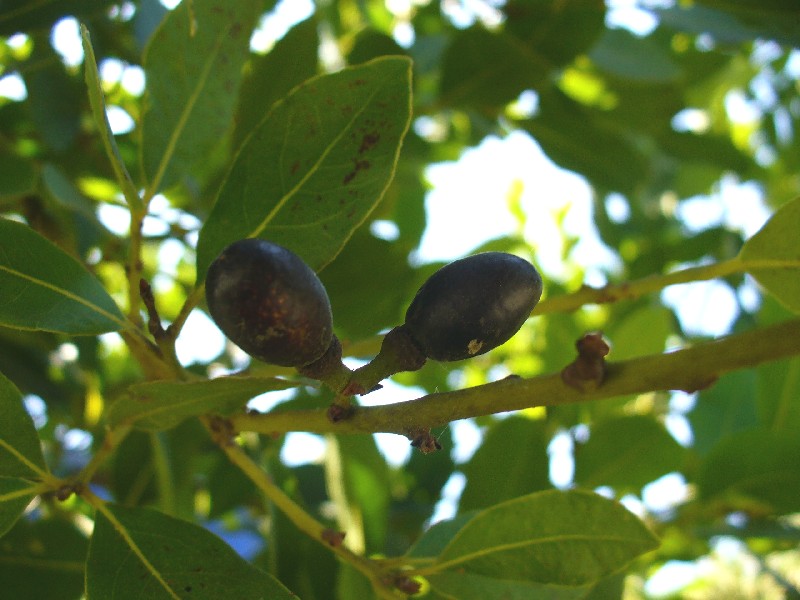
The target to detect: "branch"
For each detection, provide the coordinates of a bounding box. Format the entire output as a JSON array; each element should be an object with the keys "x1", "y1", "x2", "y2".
[{"x1": 233, "y1": 317, "x2": 800, "y2": 438}]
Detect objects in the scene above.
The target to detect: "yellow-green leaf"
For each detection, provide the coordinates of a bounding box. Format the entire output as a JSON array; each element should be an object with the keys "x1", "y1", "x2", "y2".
[{"x1": 107, "y1": 376, "x2": 298, "y2": 431}]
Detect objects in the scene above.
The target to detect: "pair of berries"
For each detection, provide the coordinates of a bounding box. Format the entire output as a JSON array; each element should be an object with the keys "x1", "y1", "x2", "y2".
[{"x1": 205, "y1": 238, "x2": 543, "y2": 371}]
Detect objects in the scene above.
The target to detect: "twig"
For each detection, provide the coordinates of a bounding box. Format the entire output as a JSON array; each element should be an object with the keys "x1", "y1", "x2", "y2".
[
  {"x1": 202, "y1": 416, "x2": 407, "y2": 598},
  {"x1": 75, "y1": 423, "x2": 133, "y2": 486},
  {"x1": 532, "y1": 258, "x2": 744, "y2": 316}
]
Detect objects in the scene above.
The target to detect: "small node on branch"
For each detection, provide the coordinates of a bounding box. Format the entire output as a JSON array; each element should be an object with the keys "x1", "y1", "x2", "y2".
[
  {"x1": 139, "y1": 278, "x2": 167, "y2": 340},
  {"x1": 391, "y1": 575, "x2": 421, "y2": 595},
  {"x1": 207, "y1": 415, "x2": 237, "y2": 446},
  {"x1": 55, "y1": 483, "x2": 81, "y2": 502},
  {"x1": 327, "y1": 403, "x2": 355, "y2": 423},
  {"x1": 321, "y1": 528, "x2": 346, "y2": 547},
  {"x1": 409, "y1": 428, "x2": 442, "y2": 454},
  {"x1": 561, "y1": 332, "x2": 610, "y2": 392}
]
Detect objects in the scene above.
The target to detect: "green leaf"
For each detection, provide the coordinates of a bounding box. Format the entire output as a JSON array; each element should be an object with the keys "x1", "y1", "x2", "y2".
[
  {"x1": 689, "y1": 370, "x2": 758, "y2": 456},
  {"x1": 429, "y1": 570, "x2": 622, "y2": 600},
  {"x1": 406, "y1": 513, "x2": 475, "y2": 559},
  {"x1": 432, "y1": 489, "x2": 658, "y2": 587},
  {"x1": 698, "y1": 428, "x2": 800, "y2": 514},
  {"x1": 0, "y1": 218, "x2": 127, "y2": 335},
  {"x1": 0, "y1": 372, "x2": 46, "y2": 537},
  {"x1": 21, "y1": 36, "x2": 83, "y2": 152},
  {"x1": 459, "y1": 417, "x2": 550, "y2": 512},
  {"x1": 757, "y1": 356, "x2": 800, "y2": 430},
  {"x1": 0, "y1": 517, "x2": 88, "y2": 600},
  {"x1": 412, "y1": 516, "x2": 626, "y2": 599},
  {"x1": 86, "y1": 503, "x2": 297, "y2": 599},
  {"x1": 439, "y1": 27, "x2": 548, "y2": 108},
  {"x1": 503, "y1": 0, "x2": 606, "y2": 66},
  {"x1": 0, "y1": 151, "x2": 36, "y2": 197},
  {"x1": 109, "y1": 431, "x2": 158, "y2": 507},
  {"x1": 41, "y1": 164, "x2": 99, "y2": 220},
  {"x1": 658, "y1": 3, "x2": 800, "y2": 46},
  {"x1": 0, "y1": 478, "x2": 38, "y2": 537},
  {"x1": 658, "y1": 131, "x2": 752, "y2": 173},
  {"x1": 404, "y1": 426, "x2": 455, "y2": 522},
  {"x1": 328, "y1": 434, "x2": 390, "y2": 553},
  {"x1": 319, "y1": 231, "x2": 416, "y2": 339},
  {"x1": 0, "y1": 370, "x2": 46, "y2": 480},
  {"x1": 427, "y1": 571, "x2": 590, "y2": 600},
  {"x1": 0, "y1": 0, "x2": 112, "y2": 36},
  {"x1": 196, "y1": 56, "x2": 413, "y2": 276},
  {"x1": 266, "y1": 459, "x2": 339, "y2": 599},
  {"x1": 81, "y1": 24, "x2": 142, "y2": 212},
  {"x1": 337, "y1": 563, "x2": 378, "y2": 600},
  {"x1": 739, "y1": 196, "x2": 800, "y2": 313},
  {"x1": 573, "y1": 415, "x2": 685, "y2": 491},
  {"x1": 348, "y1": 28, "x2": 407, "y2": 64},
  {"x1": 106, "y1": 376, "x2": 298, "y2": 431},
  {"x1": 589, "y1": 28, "x2": 681, "y2": 83},
  {"x1": 140, "y1": 0, "x2": 261, "y2": 194},
  {"x1": 581, "y1": 573, "x2": 627, "y2": 600},
  {"x1": 233, "y1": 17, "x2": 319, "y2": 149},
  {"x1": 607, "y1": 306, "x2": 673, "y2": 362},
  {"x1": 520, "y1": 89, "x2": 648, "y2": 195}
]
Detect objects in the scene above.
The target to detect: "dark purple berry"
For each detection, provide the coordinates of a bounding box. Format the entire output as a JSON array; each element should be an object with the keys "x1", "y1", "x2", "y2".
[
  {"x1": 205, "y1": 239, "x2": 333, "y2": 367},
  {"x1": 404, "y1": 252, "x2": 542, "y2": 362}
]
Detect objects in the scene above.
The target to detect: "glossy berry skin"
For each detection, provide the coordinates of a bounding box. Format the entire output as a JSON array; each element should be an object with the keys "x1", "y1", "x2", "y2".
[
  {"x1": 404, "y1": 252, "x2": 542, "y2": 362},
  {"x1": 205, "y1": 239, "x2": 333, "y2": 367}
]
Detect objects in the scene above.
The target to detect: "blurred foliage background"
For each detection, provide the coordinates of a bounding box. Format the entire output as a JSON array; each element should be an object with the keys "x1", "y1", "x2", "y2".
[{"x1": 1, "y1": 0, "x2": 799, "y2": 598}]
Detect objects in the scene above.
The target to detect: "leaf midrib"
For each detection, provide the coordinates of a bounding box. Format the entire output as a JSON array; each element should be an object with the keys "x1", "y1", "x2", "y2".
[
  {"x1": 0, "y1": 263, "x2": 127, "y2": 332},
  {"x1": 435, "y1": 532, "x2": 652, "y2": 572},
  {"x1": 112, "y1": 380, "x2": 295, "y2": 426}
]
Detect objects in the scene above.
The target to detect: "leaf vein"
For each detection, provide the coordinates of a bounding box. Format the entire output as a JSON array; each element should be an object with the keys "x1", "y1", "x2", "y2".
[
  {"x1": 249, "y1": 85, "x2": 384, "y2": 239},
  {"x1": 435, "y1": 533, "x2": 651, "y2": 572},
  {"x1": 95, "y1": 502, "x2": 182, "y2": 600},
  {"x1": 0, "y1": 438, "x2": 49, "y2": 480},
  {"x1": 0, "y1": 264, "x2": 127, "y2": 332}
]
